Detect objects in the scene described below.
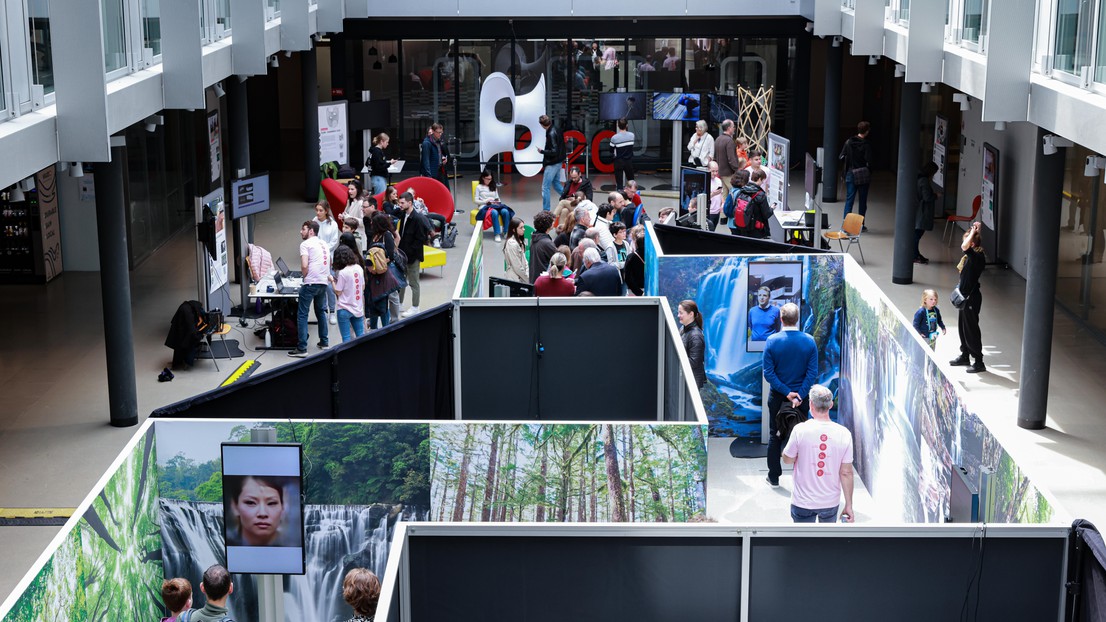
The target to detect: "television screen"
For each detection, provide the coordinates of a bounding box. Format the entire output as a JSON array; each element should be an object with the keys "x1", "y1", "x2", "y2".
[
  {"x1": 679, "y1": 166, "x2": 710, "y2": 215},
  {"x1": 652, "y1": 92, "x2": 701, "y2": 121},
  {"x1": 222, "y1": 443, "x2": 305, "y2": 575},
  {"x1": 688, "y1": 69, "x2": 716, "y2": 91},
  {"x1": 708, "y1": 93, "x2": 740, "y2": 124},
  {"x1": 489, "y1": 276, "x2": 534, "y2": 297},
  {"x1": 230, "y1": 172, "x2": 270, "y2": 220},
  {"x1": 599, "y1": 92, "x2": 647, "y2": 121},
  {"x1": 644, "y1": 70, "x2": 682, "y2": 91},
  {"x1": 350, "y1": 99, "x2": 392, "y2": 131},
  {"x1": 746, "y1": 261, "x2": 804, "y2": 353}
]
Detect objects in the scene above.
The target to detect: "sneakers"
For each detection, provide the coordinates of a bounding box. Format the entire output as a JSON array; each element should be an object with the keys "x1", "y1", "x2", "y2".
[
  {"x1": 495, "y1": 234, "x2": 502, "y2": 243},
  {"x1": 966, "y1": 361, "x2": 987, "y2": 373},
  {"x1": 861, "y1": 225, "x2": 869, "y2": 233},
  {"x1": 288, "y1": 349, "x2": 308, "y2": 358},
  {"x1": 432, "y1": 238, "x2": 441, "y2": 248},
  {"x1": 317, "y1": 342, "x2": 330, "y2": 350},
  {"x1": 328, "y1": 311, "x2": 337, "y2": 325},
  {"x1": 913, "y1": 255, "x2": 929, "y2": 264},
  {"x1": 765, "y1": 476, "x2": 779, "y2": 487},
  {"x1": 949, "y1": 355, "x2": 971, "y2": 366},
  {"x1": 401, "y1": 306, "x2": 420, "y2": 318}
]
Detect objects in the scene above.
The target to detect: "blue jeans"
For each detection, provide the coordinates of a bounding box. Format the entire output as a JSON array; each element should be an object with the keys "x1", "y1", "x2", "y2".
[
  {"x1": 541, "y1": 165, "x2": 564, "y2": 212},
  {"x1": 336, "y1": 308, "x2": 364, "y2": 342},
  {"x1": 326, "y1": 272, "x2": 337, "y2": 313},
  {"x1": 843, "y1": 170, "x2": 870, "y2": 220},
  {"x1": 791, "y1": 504, "x2": 839, "y2": 523},
  {"x1": 296, "y1": 283, "x2": 329, "y2": 352},
  {"x1": 368, "y1": 306, "x2": 390, "y2": 329},
  {"x1": 487, "y1": 206, "x2": 510, "y2": 234},
  {"x1": 371, "y1": 175, "x2": 387, "y2": 195}
]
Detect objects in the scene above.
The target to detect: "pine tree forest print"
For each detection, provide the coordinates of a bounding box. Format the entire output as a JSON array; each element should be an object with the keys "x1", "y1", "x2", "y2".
[{"x1": 430, "y1": 424, "x2": 708, "y2": 523}]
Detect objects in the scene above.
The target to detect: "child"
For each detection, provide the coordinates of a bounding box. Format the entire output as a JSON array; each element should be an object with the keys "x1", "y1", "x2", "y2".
[
  {"x1": 343, "y1": 217, "x2": 367, "y2": 257},
  {"x1": 913, "y1": 289, "x2": 946, "y2": 350},
  {"x1": 160, "y1": 578, "x2": 192, "y2": 622}
]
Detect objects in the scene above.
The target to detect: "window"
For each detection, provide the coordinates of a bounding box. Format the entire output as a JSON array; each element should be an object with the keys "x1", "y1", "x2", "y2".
[
  {"x1": 843, "y1": 0, "x2": 856, "y2": 9},
  {"x1": 887, "y1": 0, "x2": 910, "y2": 23},
  {"x1": 1055, "y1": 0, "x2": 1094, "y2": 75},
  {"x1": 102, "y1": 0, "x2": 127, "y2": 73},
  {"x1": 1097, "y1": 0, "x2": 1106, "y2": 81},
  {"x1": 27, "y1": 0, "x2": 53, "y2": 94},
  {"x1": 142, "y1": 0, "x2": 160, "y2": 56},
  {"x1": 266, "y1": 0, "x2": 279, "y2": 21},
  {"x1": 962, "y1": 0, "x2": 988, "y2": 46}
]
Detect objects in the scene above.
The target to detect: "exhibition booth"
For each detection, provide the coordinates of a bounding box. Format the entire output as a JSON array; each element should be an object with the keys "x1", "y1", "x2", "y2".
[{"x1": 0, "y1": 222, "x2": 1092, "y2": 622}]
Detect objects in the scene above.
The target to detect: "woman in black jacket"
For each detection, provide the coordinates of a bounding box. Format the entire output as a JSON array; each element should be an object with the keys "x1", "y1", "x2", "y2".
[
  {"x1": 366, "y1": 133, "x2": 395, "y2": 195},
  {"x1": 678, "y1": 299, "x2": 707, "y2": 388},
  {"x1": 950, "y1": 222, "x2": 986, "y2": 373}
]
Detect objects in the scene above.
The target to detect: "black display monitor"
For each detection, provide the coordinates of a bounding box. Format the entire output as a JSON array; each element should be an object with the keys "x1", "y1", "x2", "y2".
[
  {"x1": 652, "y1": 92, "x2": 701, "y2": 121},
  {"x1": 488, "y1": 276, "x2": 534, "y2": 297},
  {"x1": 688, "y1": 69, "x2": 717, "y2": 91},
  {"x1": 230, "y1": 172, "x2": 270, "y2": 220},
  {"x1": 644, "y1": 70, "x2": 681, "y2": 91},
  {"x1": 349, "y1": 99, "x2": 392, "y2": 131},
  {"x1": 599, "y1": 92, "x2": 647, "y2": 121},
  {"x1": 221, "y1": 443, "x2": 305, "y2": 575},
  {"x1": 708, "y1": 93, "x2": 740, "y2": 124}
]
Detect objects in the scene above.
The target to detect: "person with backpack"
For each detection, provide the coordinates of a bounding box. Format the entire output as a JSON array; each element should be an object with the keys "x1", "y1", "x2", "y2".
[
  {"x1": 782, "y1": 384, "x2": 855, "y2": 523},
  {"x1": 724, "y1": 169, "x2": 772, "y2": 239},
  {"x1": 190, "y1": 565, "x2": 235, "y2": 622},
  {"x1": 368, "y1": 212, "x2": 403, "y2": 328},
  {"x1": 840, "y1": 120, "x2": 873, "y2": 229},
  {"x1": 161, "y1": 578, "x2": 193, "y2": 622},
  {"x1": 762, "y1": 302, "x2": 818, "y2": 488}
]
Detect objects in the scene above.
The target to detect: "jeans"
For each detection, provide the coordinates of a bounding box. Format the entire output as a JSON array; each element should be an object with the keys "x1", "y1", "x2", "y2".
[
  {"x1": 767, "y1": 390, "x2": 810, "y2": 483},
  {"x1": 368, "y1": 306, "x2": 390, "y2": 329},
  {"x1": 336, "y1": 308, "x2": 365, "y2": 342},
  {"x1": 486, "y1": 206, "x2": 510, "y2": 235},
  {"x1": 388, "y1": 290, "x2": 401, "y2": 322},
  {"x1": 542, "y1": 164, "x2": 564, "y2": 212},
  {"x1": 707, "y1": 213, "x2": 720, "y2": 231},
  {"x1": 843, "y1": 171, "x2": 870, "y2": 220},
  {"x1": 402, "y1": 261, "x2": 421, "y2": 307},
  {"x1": 791, "y1": 504, "x2": 839, "y2": 523},
  {"x1": 296, "y1": 283, "x2": 329, "y2": 352},
  {"x1": 371, "y1": 175, "x2": 387, "y2": 195},
  {"x1": 326, "y1": 270, "x2": 337, "y2": 313}
]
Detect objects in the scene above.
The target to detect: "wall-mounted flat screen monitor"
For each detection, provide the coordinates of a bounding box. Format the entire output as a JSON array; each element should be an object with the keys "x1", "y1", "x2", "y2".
[
  {"x1": 746, "y1": 261, "x2": 804, "y2": 353},
  {"x1": 599, "y1": 92, "x2": 647, "y2": 121},
  {"x1": 688, "y1": 69, "x2": 717, "y2": 91},
  {"x1": 349, "y1": 99, "x2": 392, "y2": 131},
  {"x1": 652, "y1": 92, "x2": 701, "y2": 121},
  {"x1": 489, "y1": 276, "x2": 534, "y2": 297},
  {"x1": 708, "y1": 93, "x2": 740, "y2": 124},
  {"x1": 644, "y1": 70, "x2": 682, "y2": 91},
  {"x1": 230, "y1": 172, "x2": 270, "y2": 220},
  {"x1": 222, "y1": 443, "x2": 305, "y2": 575}
]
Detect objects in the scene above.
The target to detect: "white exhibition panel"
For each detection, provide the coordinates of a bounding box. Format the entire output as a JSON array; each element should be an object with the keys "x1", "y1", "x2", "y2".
[
  {"x1": 849, "y1": 0, "x2": 886, "y2": 56},
  {"x1": 904, "y1": 0, "x2": 946, "y2": 83},
  {"x1": 50, "y1": 0, "x2": 110, "y2": 163},
  {"x1": 981, "y1": 0, "x2": 1035, "y2": 122}
]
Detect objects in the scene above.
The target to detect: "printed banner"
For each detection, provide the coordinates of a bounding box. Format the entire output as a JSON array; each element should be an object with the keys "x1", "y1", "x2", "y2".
[
  {"x1": 318, "y1": 101, "x2": 349, "y2": 165},
  {"x1": 933, "y1": 114, "x2": 948, "y2": 188},
  {"x1": 981, "y1": 143, "x2": 998, "y2": 229},
  {"x1": 766, "y1": 133, "x2": 790, "y2": 211}
]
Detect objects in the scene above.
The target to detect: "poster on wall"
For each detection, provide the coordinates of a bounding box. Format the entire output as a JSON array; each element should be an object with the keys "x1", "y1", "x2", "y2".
[
  {"x1": 209, "y1": 199, "x2": 228, "y2": 294},
  {"x1": 981, "y1": 143, "x2": 998, "y2": 229},
  {"x1": 746, "y1": 260, "x2": 803, "y2": 352},
  {"x1": 318, "y1": 101, "x2": 349, "y2": 165},
  {"x1": 933, "y1": 114, "x2": 948, "y2": 188},
  {"x1": 766, "y1": 133, "x2": 789, "y2": 210},
  {"x1": 35, "y1": 166, "x2": 62, "y2": 281},
  {"x1": 208, "y1": 111, "x2": 222, "y2": 183}
]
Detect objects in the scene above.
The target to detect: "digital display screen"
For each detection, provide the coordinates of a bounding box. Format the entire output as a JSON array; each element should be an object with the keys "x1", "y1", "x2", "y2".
[
  {"x1": 222, "y1": 443, "x2": 305, "y2": 575},
  {"x1": 230, "y1": 173, "x2": 270, "y2": 220},
  {"x1": 651, "y1": 92, "x2": 701, "y2": 121},
  {"x1": 708, "y1": 93, "x2": 740, "y2": 124},
  {"x1": 599, "y1": 92, "x2": 647, "y2": 121}
]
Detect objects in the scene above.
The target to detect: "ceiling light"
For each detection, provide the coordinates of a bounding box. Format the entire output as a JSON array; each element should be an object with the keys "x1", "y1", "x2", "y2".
[
  {"x1": 368, "y1": 45, "x2": 378, "y2": 56},
  {"x1": 1043, "y1": 134, "x2": 1074, "y2": 156},
  {"x1": 270, "y1": 55, "x2": 279, "y2": 68},
  {"x1": 868, "y1": 55, "x2": 879, "y2": 65},
  {"x1": 832, "y1": 36, "x2": 842, "y2": 48},
  {"x1": 1085, "y1": 155, "x2": 1105, "y2": 177},
  {"x1": 920, "y1": 82, "x2": 933, "y2": 93},
  {"x1": 952, "y1": 93, "x2": 971, "y2": 111},
  {"x1": 993, "y1": 121, "x2": 1006, "y2": 131},
  {"x1": 69, "y1": 162, "x2": 84, "y2": 178},
  {"x1": 894, "y1": 64, "x2": 905, "y2": 78},
  {"x1": 20, "y1": 177, "x2": 36, "y2": 192},
  {"x1": 213, "y1": 82, "x2": 226, "y2": 98},
  {"x1": 372, "y1": 59, "x2": 382, "y2": 70},
  {"x1": 9, "y1": 186, "x2": 24, "y2": 202},
  {"x1": 805, "y1": 22, "x2": 814, "y2": 33}
]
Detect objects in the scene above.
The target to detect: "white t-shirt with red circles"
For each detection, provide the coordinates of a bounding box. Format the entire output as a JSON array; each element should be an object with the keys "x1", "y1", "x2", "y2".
[
  {"x1": 299, "y1": 236, "x2": 330, "y2": 285},
  {"x1": 335, "y1": 265, "x2": 364, "y2": 316},
  {"x1": 782, "y1": 419, "x2": 854, "y2": 511}
]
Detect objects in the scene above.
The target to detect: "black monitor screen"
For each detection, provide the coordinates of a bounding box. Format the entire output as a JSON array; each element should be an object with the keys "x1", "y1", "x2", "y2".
[
  {"x1": 488, "y1": 276, "x2": 534, "y2": 297},
  {"x1": 688, "y1": 69, "x2": 716, "y2": 91},
  {"x1": 644, "y1": 71, "x2": 682, "y2": 91},
  {"x1": 652, "y1": 92, "x2": 701, "y2": 121},
  {"x1": 349, "y1": 99, "x2": 392, "y2": 131},
  {"x1": 230, "y1": 172, "x2": 270, "y2": 220},
  {"x1": 709, "y1": 93, "x2": 740, "y2": 124},
  {"x1": 599, "y1": 92, "x2": 647, "y2": 121}
]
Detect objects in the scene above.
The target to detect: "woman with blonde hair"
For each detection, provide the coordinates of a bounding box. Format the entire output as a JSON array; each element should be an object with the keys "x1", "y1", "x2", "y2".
[
  {"x1": 534, "y1": 252, "x2": 576, "y2": 297},
  {"x1": 342, "y1": 568, "x2": 381, "y2": 622}
]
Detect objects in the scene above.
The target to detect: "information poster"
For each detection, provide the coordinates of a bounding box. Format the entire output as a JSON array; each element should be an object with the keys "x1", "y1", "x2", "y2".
[
  {"x1": 933, "y1": 114, "x2": 948, "y2": 188},
  {"x1": 766, "y1": 133, "x2": 790, "y2": 211},
  {"x1": 981, "y1": 143, "x2": 998, "y2": 229},
  {"x1": 208, "y1": 111, "x2": 222, "y2": 183},
  {"x1": 35, "y1": 166, "x2": 62, "y2": 281},
  {"x1": 209, "y1": 199, "x2": 228, "y2": 294},
  {"x1": 318, "y1": 101, "x2": 349, "y2": 165}
]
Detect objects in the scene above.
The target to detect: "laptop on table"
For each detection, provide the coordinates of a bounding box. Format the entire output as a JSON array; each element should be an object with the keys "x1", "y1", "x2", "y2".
[
  {"x1": 275, "y1": 256, "x2": 302, "y2": 278},
  {"x1": 273, "y1": 272, "x2": 300, "y2": 295}
]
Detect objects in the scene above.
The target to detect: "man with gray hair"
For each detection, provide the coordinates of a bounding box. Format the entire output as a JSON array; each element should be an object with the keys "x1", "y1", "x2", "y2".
[
  {"x1": 714, "y1": 119, "x2": 741, "y2": 191},
  {"x1": 574, "y1": 247, "x2": 622, "y2": 296},
  {"x1": 570, "y1": 205, "x2": 591, "y2": 250},
  {"x1": 762, "y1": 302, "x2": 818, "y2": 487},
  {"x1": 783, "y1": 384, "x2": 855, "y2": 523}
]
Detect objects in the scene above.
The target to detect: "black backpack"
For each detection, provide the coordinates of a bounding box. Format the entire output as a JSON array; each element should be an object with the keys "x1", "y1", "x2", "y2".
[{"x1": 774, "y1": 404, "x2": 807, "y2": 446}]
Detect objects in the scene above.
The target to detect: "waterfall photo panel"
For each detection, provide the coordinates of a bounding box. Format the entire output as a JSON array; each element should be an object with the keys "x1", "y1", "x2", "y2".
[
  {"x1": 654, "y1": 254, "x2": 844, "y2": 438},
  {"x1": 154, "y1": 420, "x2": 430, "y2": 622},
  {"x1": 430, "y1": 424, "x2": 708, "y2": 523}
]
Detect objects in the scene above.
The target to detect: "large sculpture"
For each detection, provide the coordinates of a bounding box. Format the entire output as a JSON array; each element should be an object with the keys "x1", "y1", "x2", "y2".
[{"x1": 479, "y1": 72, "x2": 546, "y2": 178}]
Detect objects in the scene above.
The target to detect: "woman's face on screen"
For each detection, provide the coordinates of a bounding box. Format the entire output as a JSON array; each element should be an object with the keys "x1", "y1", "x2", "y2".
[{"x1": 234, "y1": 477, "x2": 284, "y2": 545}]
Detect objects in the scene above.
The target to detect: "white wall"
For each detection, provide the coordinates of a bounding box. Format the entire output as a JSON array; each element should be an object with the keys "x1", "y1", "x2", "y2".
[{"x1": 57, "y1": 173, "x2": 100, "y2": 271}]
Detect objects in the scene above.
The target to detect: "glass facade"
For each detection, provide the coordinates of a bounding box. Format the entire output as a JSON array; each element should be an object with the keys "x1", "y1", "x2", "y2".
[
  {"x1": 27, "y1": 0, "x2": 53, "y2": 94},
  {"x1": 124, "y1": 111, "x2": 196, "y2": 266},
  {"x1": 1056, "y1": 144, "x2": 1106, "y2": 335}
]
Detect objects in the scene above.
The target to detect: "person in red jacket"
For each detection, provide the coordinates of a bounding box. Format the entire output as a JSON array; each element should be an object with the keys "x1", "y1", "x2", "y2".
[{"x1": 534, "y1": 253, "x2": 576, "y2": 297}]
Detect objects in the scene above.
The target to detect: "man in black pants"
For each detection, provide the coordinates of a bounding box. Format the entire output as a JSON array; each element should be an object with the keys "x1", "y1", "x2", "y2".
[
  {"x1": 950, "y1": 221, "x2": 986, "y2": 373},
  {"x1": 610, "y1": 118, "x2": 636, "y2": 189},
  {"x1": 761, "y1": 303, "x2": 819, "y2": 487}
]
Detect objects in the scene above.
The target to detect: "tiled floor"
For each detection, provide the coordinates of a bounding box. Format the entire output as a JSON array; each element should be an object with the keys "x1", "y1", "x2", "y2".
[{"x1": 3, "y1": 169, "x2": 1105, "y2": 603}]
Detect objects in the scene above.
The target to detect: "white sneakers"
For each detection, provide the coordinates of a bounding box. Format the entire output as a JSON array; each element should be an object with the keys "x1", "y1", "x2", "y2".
[
  {"x1": 401, "y1": 306, "x2": 420, "y2": 318},
  {"x1": 432, "y1": 238, "x2": 441, "y2": 248},
  {"x1": 494, "y1": 235, "x2": 502, "y2": 243},
  {"x1": 328, "y1": 311, "x2": 337, "y2": 325}
]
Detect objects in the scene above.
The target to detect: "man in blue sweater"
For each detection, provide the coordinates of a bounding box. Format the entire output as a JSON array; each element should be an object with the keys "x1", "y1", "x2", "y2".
[{"x1": 761, "y1": 302, "x2": 818, "y2": 487}]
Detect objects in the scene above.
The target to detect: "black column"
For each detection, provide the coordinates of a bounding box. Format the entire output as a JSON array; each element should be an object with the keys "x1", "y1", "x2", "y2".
[
  {"x1": 892, "y1": 81, "x2": 921, "y2": 284},
  {"x1": 227, "y1": 75, "x2": 252, "y2": 313},
  {"x1": 95, "y1": 146, "x2": 139, "y2": 427},
  {"x1": 821, "y1": 41, "x2": 842, "y2": 203},
  {"x1": 303, "y1": 48, "x2": 321, "y2": 202},
  {"x1": 791, "y1": 34, "x2": 811, "y2": 168},
  {"x1": 1017, "y1": 129, "x2": 1065, "y2": 430}
]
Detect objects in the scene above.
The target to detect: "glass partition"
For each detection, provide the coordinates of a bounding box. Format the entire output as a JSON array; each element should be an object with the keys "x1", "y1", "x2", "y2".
[
  {"x1": 1056, "y1": 143, "x2": 1106, "y2": 337},
  {"x1": 28, "y1": 0, "x2": 53, "y2": 94}
]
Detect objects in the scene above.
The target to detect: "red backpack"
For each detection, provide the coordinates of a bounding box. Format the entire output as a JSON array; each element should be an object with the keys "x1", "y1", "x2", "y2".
[{"x1": 733, "y1": 189, "x2": 765, "y2": 233}]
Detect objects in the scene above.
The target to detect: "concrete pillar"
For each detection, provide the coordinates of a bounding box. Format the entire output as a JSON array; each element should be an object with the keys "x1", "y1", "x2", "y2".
[
  {"x1": 302, "y1": 47, "x2": 321, "y2": 202},
  {"x1": 95, "y1": 145, "x2": 139, "y2": 427},
  {"x1": 1017, "y1": 129, "x2": 1065, "y2": 430},
  {"x1": 892, "y1": 81, "x2": 922, "y2": 284},
  {"x1": 821, "y1": 41, "x2": 842, "y2": 203}
]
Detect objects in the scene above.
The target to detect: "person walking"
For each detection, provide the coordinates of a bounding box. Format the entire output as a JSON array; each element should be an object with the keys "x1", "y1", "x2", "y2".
[
  {"x1": 611, "y1": 118, "x2": 636, "y2": 189},
  {"x1": 420, "y1": 123, "x2": 448, "y2": 184},
  {"x1": 782, "y1": 385, "x2": 855, "y2": 523},
  {"x1": 761, "y1": 302, "x2": 818, "y2": 487},
  {"x1": 714, "y1": 120, "x2": 741, "y2": 192},
  {"x1": 840, "y1": 121, "x2": 873, "y2": 229},
  {"x1": 538, "y1": 115, "x2": 565, "y2": 212},
  {"x1": 914, "y1": 161, "x2": 939, "y2": 264},
  {"x1": 950, "y1": 222, "x2": 986, "y2": 373},
  {"x1": 397, "y1": 192, "x2": 430, "y2": 317}
]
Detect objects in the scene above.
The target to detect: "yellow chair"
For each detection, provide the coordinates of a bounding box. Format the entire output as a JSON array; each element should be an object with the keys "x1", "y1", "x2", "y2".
[
  {"x1": 421, "y1": 245, "x2": 446, "y2": 276},
  {"x1": 204, "y1": 323, "x2": 233, "y2": 372},
  {"x1": 823, "y1": 214, "x2": 865, "y2": 264},
  {"x1": 469, "y1": 180, "x2": 481, "y2": 226}
]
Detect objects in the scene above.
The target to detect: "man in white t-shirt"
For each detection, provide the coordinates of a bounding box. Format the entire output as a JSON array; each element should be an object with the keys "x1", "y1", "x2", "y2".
[
  {"x1": 782, "y1": 384, "x2": 855, "y2": 523},
  {"x1": 289, "y1": 220, "x2": 331, "y2": 357}
]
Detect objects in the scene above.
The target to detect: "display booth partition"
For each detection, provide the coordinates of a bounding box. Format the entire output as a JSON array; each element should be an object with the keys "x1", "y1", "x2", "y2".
[{"x1": 377, "y1": 523, "x2": 1071, "y2": 622}]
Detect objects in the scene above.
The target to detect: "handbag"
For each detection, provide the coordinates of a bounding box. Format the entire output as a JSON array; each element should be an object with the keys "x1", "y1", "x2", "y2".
[
  {"x1": 950, "y1": 287, "x2": 967, "y2": 309},
  {"x1": 482, "y1": 206, "x2": 495, "y2": 231},
  {"x1": 850, "y1": 166, "x2": 871, "y2": 186}
]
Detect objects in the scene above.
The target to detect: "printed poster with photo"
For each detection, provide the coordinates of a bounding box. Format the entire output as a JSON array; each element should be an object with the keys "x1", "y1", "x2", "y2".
[
  {"x1": 933, "y1": 114, "x2": 948, "y2": 188},
  {"x1": 318, "y1": 101, "x2": 349, "y2": 165},
  {"x1": 209, "y1": 198, "x2": 228, "y2": 293},
  {"x1": 981, "y1": 143, "x2": 998, "y2": 229},
  {"x1": 208, "y1": 111, "x2": 222, "y2": 183},
  {"x1": 766, "y1": 133, "x2": 789, "y2": 210}
]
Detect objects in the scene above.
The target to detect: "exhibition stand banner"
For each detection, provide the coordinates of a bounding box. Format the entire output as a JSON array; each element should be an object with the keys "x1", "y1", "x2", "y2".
[
  {"x1": 1, "y1": 424, "x2": 164, "y2": 621},
  {"x1": 841, "y1": 258, "x2": 1058, "y2": 524}
]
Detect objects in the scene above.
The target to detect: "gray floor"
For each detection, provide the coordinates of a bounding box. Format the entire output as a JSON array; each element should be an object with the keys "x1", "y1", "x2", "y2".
[{"x1": 3, "y1": 169, "x2": 1105, "y2": 604}]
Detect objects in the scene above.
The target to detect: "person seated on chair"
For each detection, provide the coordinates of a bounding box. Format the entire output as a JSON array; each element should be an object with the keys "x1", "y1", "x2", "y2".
[
  {"x1": 474, "y1": 169, "x2": 515, "y2": 242},
  {"x1": 409, "y1": 189, "x2": 447, "y2": 246},
  {"x1": 559, "y1": 166, "x2": 594, "y2": 202}
]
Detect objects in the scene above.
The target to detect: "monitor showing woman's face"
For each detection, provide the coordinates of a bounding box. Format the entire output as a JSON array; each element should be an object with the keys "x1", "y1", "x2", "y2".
[{"x1": 233, "y1": 476, "x2": 285, "y2": 546}]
